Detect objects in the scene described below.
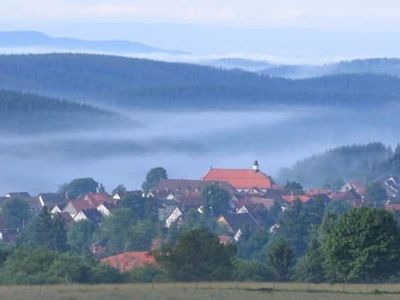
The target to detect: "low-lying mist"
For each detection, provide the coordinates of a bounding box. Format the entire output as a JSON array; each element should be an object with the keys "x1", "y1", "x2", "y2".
[{"x1": 1, "y1": 105, "x2": 400, "y2": 194}]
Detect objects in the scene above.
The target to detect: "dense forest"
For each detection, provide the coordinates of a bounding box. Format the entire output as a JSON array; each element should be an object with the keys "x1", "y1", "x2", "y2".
[
  {"x1": 0, "y1": 90, "x2": 126, "y2": 134},
  {"x1": 279, "y1": 142, "x2": 400, "y2": 188},
  {"x1": 0, "y1": 54, "x2": 400, "y2": 109},
  {"x1": 260, "y1": 58, "x2": 400, "y2": 79}
]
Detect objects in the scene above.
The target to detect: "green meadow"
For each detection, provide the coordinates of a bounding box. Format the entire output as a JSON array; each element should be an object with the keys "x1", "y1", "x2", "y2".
[{"x1": 1, "y1": 283, "x2": 400, "y2": 300}]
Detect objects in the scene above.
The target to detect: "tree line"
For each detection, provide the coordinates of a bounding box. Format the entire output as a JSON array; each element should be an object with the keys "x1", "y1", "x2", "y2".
[
  {"x1": 2, "y1": 169, "x2": 400, "y2": 284},
  {"x1": 1, "y1": 54, "x2": 400, "y2": 109}
]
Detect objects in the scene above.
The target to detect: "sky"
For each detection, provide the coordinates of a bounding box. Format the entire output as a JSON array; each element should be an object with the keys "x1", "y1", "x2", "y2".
[
  {"x1": 1, "y1": 0, "x2": 400, "y2": 28},
  {"x1": 1, "y1": 0, "x2": 400, "y2": 62}
]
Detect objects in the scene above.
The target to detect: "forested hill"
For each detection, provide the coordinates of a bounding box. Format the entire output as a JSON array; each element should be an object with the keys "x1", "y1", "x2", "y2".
[
  {"x1": 278, "y1": 143, "x2": 398, "y2": 188},
  {"x1": 0, "y1": 54, "x2": 400, "y2": 109},
  {"x1": 0, "y1": 90, "x2": 126, "y2": 134},
  {"x1": 261, "y1": 58, "x2": 400, "y2": 79}
]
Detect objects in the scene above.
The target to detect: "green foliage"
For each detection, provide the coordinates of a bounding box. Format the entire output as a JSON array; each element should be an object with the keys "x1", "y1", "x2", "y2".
[
  {"x1": 275, "y1": 200, "x2": 324, "y2": 257},
  {"x1": 237, "y1": 228, "x2": 269, "y2": 260},
  {"x1": 129, "y1": 266, "x2": 167, "y2": 283},
  {"x1": 156, "y1": 229, "x2": 237, "y2": 281},
  {"x1": 2, "y1": 198, "x2": 31, "y2": 231},
  {"x1": 0, "y1": 249, "x2": 124, "y2": 284},
  {"x1": 365, "y1": 183, "x2": 387, "y2": 208},
  {"x1": 142, "y1": 167, "x2": 168, "y2": 193},
  {"x1": 233, "y1": 259, "x2": 271, "y2": 281},
  {"x1": 22, "y1": 207, "x2": 68, "y2": 252},
  {"x1": 201, "y1": 183, "x2": 231, "y2": 217},
  {"x1": 67, "y1": 220, "x2": 97, "y2": 256},
  {"x1": 112, "y1": 184, "x2": 127, "y2": 196},
  {"x1": 285, "y1": 180, "x2": 303, "y2": 191},
  {"x1": 294, "y1": 231, "x2": 326, "y2": 283},
  {"x1": 323, "y1": 208, "x2": 400, "y2": 282},
  {"x1": 267, "y1": 238, "x2": 294, "y2": 281},
  {"x1": 100, "y1": 208, "x2": 156, "y2": 254},
  {"x1": 60, "y1": 177, "x2": 99, "y2": 199},
  {"x1": 0, "y1": 90, "x2": 120, "y2": 134},
  {"x1": 279, "y1": 143, "x2": 392, "y2": 188}
]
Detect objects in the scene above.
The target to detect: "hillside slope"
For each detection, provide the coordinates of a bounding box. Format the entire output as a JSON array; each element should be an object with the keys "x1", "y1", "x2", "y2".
[
  {"x1": 0, "y1": 90, "x2": 127, "y2": 134},
  {"x1": 0, "y1": 54, "x2": 400, "y2": 109}
]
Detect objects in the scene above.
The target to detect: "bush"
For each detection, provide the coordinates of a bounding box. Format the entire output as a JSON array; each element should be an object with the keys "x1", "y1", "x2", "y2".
[
  {"x1": 233, "y1": 259, "x2": 272, "y2": 281},
  {"x1": 129, "y1": 266, "x2": 167, "y2": 283}
]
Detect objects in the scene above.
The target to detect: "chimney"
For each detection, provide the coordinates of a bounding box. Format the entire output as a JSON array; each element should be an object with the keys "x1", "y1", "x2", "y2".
[{"x1": 252, "y1": 160, "x2": 260, "y2": 172}]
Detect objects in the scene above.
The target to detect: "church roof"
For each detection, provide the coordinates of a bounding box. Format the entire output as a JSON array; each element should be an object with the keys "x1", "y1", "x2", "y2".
[{"x1": 203, "y1": 168, "x2": 272, "y2": 190}]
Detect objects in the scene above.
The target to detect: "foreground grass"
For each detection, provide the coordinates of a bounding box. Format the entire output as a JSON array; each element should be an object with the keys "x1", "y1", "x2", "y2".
[{"x1": 1, "y1": 282, "x2": 400, "y2": 300}]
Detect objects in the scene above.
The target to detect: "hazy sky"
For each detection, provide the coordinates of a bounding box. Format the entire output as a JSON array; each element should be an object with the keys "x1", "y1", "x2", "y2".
[
  {"x1": 1, "y1": 1, "x2": 400, "y2": 62},
  {"x1": 1, "y1": 0, "x2": 400, "y2": 29}
]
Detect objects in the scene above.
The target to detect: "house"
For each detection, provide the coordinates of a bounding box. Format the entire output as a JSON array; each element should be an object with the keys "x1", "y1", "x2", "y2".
[
  {"x1": 82, "y1": 193, "x2": 112, "y2": 207},
  {"x1": 64, "y1": 199, "x2": 96, "y2": 217},
  {"x1": 203, "y1": 161, "x2": 272, "y2": 192},
  {"x1": 281, "y1": 194, "x2": 312, "y2": 204},
  {"x1": 331, "y1": 190, "x2": 363, "y2": 206},
  {"x1": 384, "y1": 203, "x2": 400, "y2": 212},
  {"x1": 217, "y1": 213, "x2": 260, "y2": 241},
  {"x1": 73, "y1": 208, "x2": 103, "y2": 224},
  {"x1": 97, "y1": 202, "x2": 117, "y2": 217},
  {"x1": 340, "y1": 181, "x2": 366, "y2": 197},
  {"x1": 50, "y1": 204, "x2": 66, "y2": 214},
  {"x1": 165, "y1": 207, "x2": 183, "y2": 228},
  {"x1": 38, "y1": 193, "x2": 66, "y2": 209},
  {"x1": 5, "y1": 192, "x2": 30, "y2": 199},
  {"x1": 101, "y1": 251, "x2": 156, "y2": 272},
  {"x1": 0, "y1": 213, "x2": 5, "y2": 241},
  {"x1": 218, "y1": 234, "x2": 233, "y2": 245},
  {"x1": 384, "y1": 177, "x2": 400, "y2": 199},
  {"x1": 26, "y1": 197, "x2": 42, "y2": 212},
  {"x1": 158, "y1": 199, "x2": 179, "y2": 222},
  {"x1": 54, "y1": 211, "x2": 74, "y2": 226},
  {"x1": 153, "y1": 179, "x2": 236, "y2": 195}
]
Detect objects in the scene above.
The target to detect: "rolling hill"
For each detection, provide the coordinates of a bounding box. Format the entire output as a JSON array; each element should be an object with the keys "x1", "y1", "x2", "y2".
[
  {"x1": 0, "y1": 31, "x2": 182, "y2": 55},
  {"x1": 0, "y1": 54, "x2": 400, "y2": 109},
  {"x1": 0, "y1": 90, "x2": 128, "y2": 134},
  {"x1": 260, "y1": 58, "x2": 400, "y2": 79}
]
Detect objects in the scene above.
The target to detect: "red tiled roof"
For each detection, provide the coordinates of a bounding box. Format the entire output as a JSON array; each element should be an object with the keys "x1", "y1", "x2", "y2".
[
  {"x1": 84, "y1": 193, "x2": 112, "y2": 206},
  {"x1": 203, "y1": 168, "x2": 272, "y2": 190},
  {"x1": 306, "y1": 189, "x2": 332, "y2": 197},
  {"x1": 218, "y1": 234, "x2": 232, "y2": 245},
  {"x1": 384, "y1": 204, "x2": 400, "y2": 212},
  {"x1": 101, "y1": 251, "x2": 156, "y2": 272},
  {"x1": 70, "y1": 199, "x2": 95, "y2": 211},
  {"x1": 282, "y1": 194, "x2": 312, "y2": 203}
]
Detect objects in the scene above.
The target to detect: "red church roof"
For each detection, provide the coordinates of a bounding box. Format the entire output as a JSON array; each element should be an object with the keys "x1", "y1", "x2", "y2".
[{"x1": 203, "y1": 168, "x2": 272, "y2": 190}]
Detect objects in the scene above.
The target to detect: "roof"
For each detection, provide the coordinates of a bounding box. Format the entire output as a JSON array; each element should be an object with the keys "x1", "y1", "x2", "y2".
[
  {"x1": 385, "y1": 203, "x2": 400, "y2": 212},
  {"x1": 154, "y1": 179, "x2": 236, "y2": 195},
  {"x1": 84, "y1": 193, "x2": 112, "y2": 206},
  {"x1": 26, "y1": 197, "x2": 42, "y2": 210},
  {"x1": 247, "y1": 197, "x2": 276, "y2": 210},
  {"x1": 203, "y1": 168, "x2": 272, "y2": 190},
  {"x1": 6, "y1": 192, "x2": 30, "y2": 198},
  {"x1": 282, "y1": 194, "x2": 312, "y2": 203},
  {"x1": 81, "y1": 208, "x2": 103, "y2": 223},
  {"x1": 101, "y1": 251, "x2": 156, "y2": 272},
  {"x1": 55, "y1": 212, "x2": 74, "y2": 226},
  {"x1": 331, "y1": 190, "x2": 362, "y2": 202},
  {"x1": 70, "y1": 199, "x2": 96, "y2": 212},
  {"x1": 0, "y1": 213, "x2": 5, "y2": 230},
  {"x1": 219, "y1": 213, "x2": 259, "y2": 232},
  {"x1": 39, "y1": 193, "x2": 66, "y2": 207}
]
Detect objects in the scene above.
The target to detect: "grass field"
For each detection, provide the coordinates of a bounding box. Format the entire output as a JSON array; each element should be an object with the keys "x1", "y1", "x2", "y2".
[{"x1": 1, "y1": 282, "x2": 400, "y2": 300}]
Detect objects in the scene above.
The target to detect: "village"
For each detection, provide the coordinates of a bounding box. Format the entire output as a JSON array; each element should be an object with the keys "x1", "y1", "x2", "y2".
[{"x1": 1, "y1": 160, "x2": 400, "y2": 273}]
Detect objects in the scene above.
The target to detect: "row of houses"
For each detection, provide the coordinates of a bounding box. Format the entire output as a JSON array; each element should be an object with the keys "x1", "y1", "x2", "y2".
[{"x1": 2, "y1": 161, "x2": 400, "y2": 272}]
